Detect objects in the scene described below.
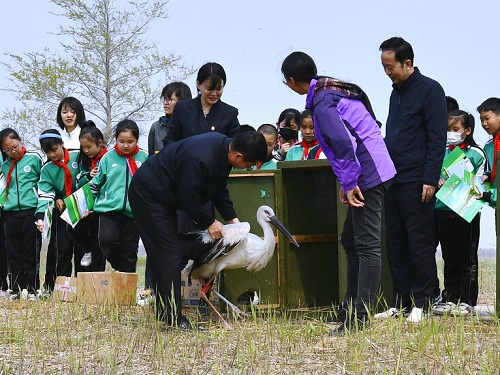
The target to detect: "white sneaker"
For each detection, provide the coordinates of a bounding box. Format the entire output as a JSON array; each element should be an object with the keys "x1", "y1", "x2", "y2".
[
  {"x1": 81, "y1": 252, "x2": 93, "y2": 267},
  {"x1": 27, "y1": 293, "x2": 38, "y2": 301},
  {"x1": 374, "y1": 307, "x2": 405, "y2": 319},
  {"x1": 453, "y1": 302, "x2": 475, "y2": 316},
  {"x1": 432, "y1": 301, "x2": 456, "y2": 315},
  {"x1": 407, "y1": 307, "x2": 425, "y2": 323}
]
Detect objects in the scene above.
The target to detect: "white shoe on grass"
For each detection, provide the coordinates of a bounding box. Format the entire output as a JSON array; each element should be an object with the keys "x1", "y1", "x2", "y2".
[
  {"x1": 432, "y1": 301, "x2": 456, "y2": 315},
  {"x1": 374, "y1": 307, "x2": 406, "y2": 319},
  {"x1": 407, "y1": 307, "x2": 425, "y2": 323},
  {"x1": 80, "y1": 252, "x2": 93, "y2": 267}
]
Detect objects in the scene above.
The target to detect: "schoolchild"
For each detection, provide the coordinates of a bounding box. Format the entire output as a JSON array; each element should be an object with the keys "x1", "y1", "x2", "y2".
[
  {"x1": 67, "y1": 120, "x2": 108, "y2": 271},
  {"x1": 57, "y1": 97, "x2": 87, "y2": 150},
  {"x1": 0, "y1": 128, "x2": 43, "y2": 299},
  {"x1": 282, "y1": 51, "x2": 396, "y2": 335},
  {"x1": 285, "y1": 110, "x2": 325, "y2": 161},
  {"x1": 432, "y1": 111, "x2": 486, "y2": 315},
  {"x1": 89, "y1": 119, "x2": 148, "y2": 272},
  {"x1": 35, "y1": 130, "x2": 82, "y2": 290},
  {"x1": 255, "y1": 124, "x2": 279, "y2": 170},
  {"x1": 477, "y1": 97, "x2": 500, "y2": 208},
  {"x1": 272, "y1": 108, "x2": 301, "y2": 161}
]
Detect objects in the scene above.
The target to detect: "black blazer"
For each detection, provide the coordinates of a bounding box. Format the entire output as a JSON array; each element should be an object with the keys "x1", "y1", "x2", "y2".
[
  {"x1": 133, "y1": 133, "x2": 236, "y2": 228},
  {"x1": 164, "y1": 96, "x2": 240, "y2": 146}
]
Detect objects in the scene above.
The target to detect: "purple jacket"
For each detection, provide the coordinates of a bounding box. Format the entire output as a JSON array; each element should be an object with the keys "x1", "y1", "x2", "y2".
[{"x1": 306, "y1": 79, "x2": 396, "y2": 192}]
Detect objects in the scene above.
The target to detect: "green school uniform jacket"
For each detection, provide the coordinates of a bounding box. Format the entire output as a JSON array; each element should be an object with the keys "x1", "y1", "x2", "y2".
[
  {"x1": 435, "y1": 145, "x2": 486, "y2": 211},
  {"x1": 483, "y1": 138, "x2": 497, "y2": 208},
  {"x1": 1, "y1": 151, "x2": 43, "y2": 211},
  {"x1": 90, "y1": 148, "x2": 148, "y2": 218},
  {"x1": 36, "y1": 149, "x2": 80, "y2": 219}
]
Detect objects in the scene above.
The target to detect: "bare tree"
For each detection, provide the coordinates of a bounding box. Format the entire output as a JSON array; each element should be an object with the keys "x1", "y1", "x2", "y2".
[{"x1": 1, "y1": 0, "x2": 194, "y2": 146}]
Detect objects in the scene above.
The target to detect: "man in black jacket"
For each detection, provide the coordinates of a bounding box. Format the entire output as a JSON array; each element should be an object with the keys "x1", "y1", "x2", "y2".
[
  {"x1": 376, "y1": 37, "x2": 447, "y2": 323},
  {"x1": 128, "y1": 131, "x2": 267, "y2": 329}
]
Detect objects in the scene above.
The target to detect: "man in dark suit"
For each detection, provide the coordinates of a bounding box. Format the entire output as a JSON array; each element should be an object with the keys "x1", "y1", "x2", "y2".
[{"x1": 128, "y1": 131, "x2": 267, "y2": 330}]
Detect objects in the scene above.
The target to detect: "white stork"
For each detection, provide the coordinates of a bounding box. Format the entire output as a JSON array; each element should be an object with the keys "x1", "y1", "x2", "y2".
[{"x1": 182, "y1": 205, "x2": 299, "y2": 328}]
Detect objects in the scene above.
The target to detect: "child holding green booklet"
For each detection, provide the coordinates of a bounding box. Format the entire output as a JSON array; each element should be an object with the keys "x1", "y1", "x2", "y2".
[
  {"x1": 433, "y1": 110, "x2": 486, "y2": 316},
  {"x1": 477, "y1": 97, "x2": 500, "y2": 208}
]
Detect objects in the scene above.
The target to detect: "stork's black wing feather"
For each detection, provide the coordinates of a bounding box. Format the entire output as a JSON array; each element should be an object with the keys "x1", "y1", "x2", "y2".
[{"x1": 188, "y1": 238, "x2": 244, "y2": 278}]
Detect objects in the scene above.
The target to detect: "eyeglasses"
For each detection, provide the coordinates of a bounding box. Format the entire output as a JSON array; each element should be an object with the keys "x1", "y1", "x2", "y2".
[
  {"x1": 3, "y1": 143, "x2": 20, "y2": 153},
  {"x1": 161, "y1": 97, "x2": 178, "y2": 104}
]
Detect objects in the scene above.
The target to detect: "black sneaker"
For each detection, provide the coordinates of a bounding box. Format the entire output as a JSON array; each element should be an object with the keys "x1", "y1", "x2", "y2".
[
  {"x1": 329, "y1": 316, "x2": 370, "y2": 337},
  {"x1": 324, "y1": 302, "x2": 350, "y2": 323}
]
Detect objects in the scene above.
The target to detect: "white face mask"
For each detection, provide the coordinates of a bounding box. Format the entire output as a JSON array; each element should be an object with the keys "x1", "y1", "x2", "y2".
[{"x1": 446, "y1": 131, "x2": 465, "y2": 146}]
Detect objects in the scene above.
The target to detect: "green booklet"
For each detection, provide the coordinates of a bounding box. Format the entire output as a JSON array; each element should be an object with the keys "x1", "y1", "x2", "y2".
[
  {"x1": 60, "y1": 183, "x2": 95, "y2": 227},
  {"x1": 436, "y1": 173, "x2": 485, "y2": 222},
  {"x1": 41, "y1": 201, "x2": 54, "y2": 253},
  {"x1": 441, "y1": 147, "x2": 465, "y2": 177}
]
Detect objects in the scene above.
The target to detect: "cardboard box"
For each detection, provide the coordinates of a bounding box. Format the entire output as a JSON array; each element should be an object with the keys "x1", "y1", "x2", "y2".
[
  {"x1": 54, "y1": 276, "x2": 78, "y2": 302},
  {"x1": 181, "y1": 273, "x2": 218, "y2": 306},
  {"x1": 77, "y1": 272, "x2": 138, "y2": 306}
]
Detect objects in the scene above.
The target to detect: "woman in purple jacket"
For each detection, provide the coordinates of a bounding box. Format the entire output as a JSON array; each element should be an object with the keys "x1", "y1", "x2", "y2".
[{"x1": 281, "y1": 51, "x2": 396, "y2": 336}]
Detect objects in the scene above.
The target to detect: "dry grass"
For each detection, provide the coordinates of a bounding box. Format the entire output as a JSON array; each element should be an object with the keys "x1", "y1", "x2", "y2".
[{"x1": 0, "y1": 257, "x2": 496, "y2": 374}]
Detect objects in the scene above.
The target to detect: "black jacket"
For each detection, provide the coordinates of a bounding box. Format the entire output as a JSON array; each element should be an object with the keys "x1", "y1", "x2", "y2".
[
  {"x1": 164, "y1": 96, "x2": 240, "y2": 146},
  {"x1": 132, "y1": 132, "x2": 236, "y2": 228},
  {"x1": 384, "y1": 68, "x2": 447, "y2": 185}
]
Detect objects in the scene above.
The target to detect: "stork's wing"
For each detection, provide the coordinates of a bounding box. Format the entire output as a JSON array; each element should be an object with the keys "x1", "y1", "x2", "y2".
[{"x1": 185, "y1": 222, "x2": 251, "y2": 276}]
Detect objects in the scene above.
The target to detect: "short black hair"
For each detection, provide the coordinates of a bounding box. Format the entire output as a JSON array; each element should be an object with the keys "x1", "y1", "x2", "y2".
[
  {"x1": 477, "y1": 97, "x2": 500, "y2": 115},
  {"x1": 79, "y1": 120, "x2": 105, "y2": 170},
  {"x1": 239, "y1": 124, "x2": 255, "y2": 133},
  {"x1": 446, "y1": 96, "x2": 459, "y2": 113},
  {"x1": 257, "y1": 124, "x2": 278, "y2": 137},
  {"x1": 161, "y1": 82, "x2": 192, "y2": 101},
  {"x1": 379, "y1": 37, "x2": 414, "y2": 66},
  {"x1": 230, "y1": 131, "x2": 267, "y2": 162},
  {"x1": 115, "y1": 119, "x2": 139, "y2": 140},
  {"x1": 281, "y1": 51, "x2": 317, "y2": 83},
  {"x1": 56, "y1": 97, "x2": 86, "y2": 130}
]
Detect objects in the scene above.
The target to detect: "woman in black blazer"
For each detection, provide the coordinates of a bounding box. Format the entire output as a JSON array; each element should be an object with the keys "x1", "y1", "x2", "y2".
[{"x1": 164, "y1": 62, "x2": 240, "y2": 146}]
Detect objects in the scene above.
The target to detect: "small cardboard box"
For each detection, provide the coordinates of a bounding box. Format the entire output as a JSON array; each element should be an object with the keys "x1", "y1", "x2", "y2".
[
  {"x1": 54, "y1": 276, "x2": 78, "y2": 302},
  {"x1": 181, "y1": 273, "x2": 218, "y2": 306},
  {"x1": 77, "y1": 272, "x2": 138, "y2": 306}
]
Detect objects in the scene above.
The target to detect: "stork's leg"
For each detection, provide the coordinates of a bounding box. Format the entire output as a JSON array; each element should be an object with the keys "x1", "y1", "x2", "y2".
[
  {"x1": 211, "y1": 289, "x2": 250, "y2": 318},
  {"x1": 200, "y1": 281, "x2": 232, "y2": 330}
]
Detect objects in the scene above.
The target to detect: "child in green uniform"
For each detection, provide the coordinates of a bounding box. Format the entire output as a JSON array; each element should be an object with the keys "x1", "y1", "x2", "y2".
[
  {"x1": 0, "y1": 128, "x2": 43, "y2": 299},
  {"x1": 68, "y1": 121, "x2": 108, "y2": 271},
  {"x1": 89, "y1": 119, "x2": 148, "y2": 272},
  {"x1": 285, "y1": 110, "x2": 325, "y2": 161},
  {"x1": 477, "y1": 97, "x2": 500, "y2": 208},
  {"x1": 35, "y1": 130, "x2": 82, "y2": 290},
  {"x1": 432, "y1": 111, "x2": 486, "y2": 315}
]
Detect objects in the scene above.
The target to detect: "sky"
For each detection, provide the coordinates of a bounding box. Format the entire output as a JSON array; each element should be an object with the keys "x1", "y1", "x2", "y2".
[{"x1": 0, "y1": 0, "x2": 498, "y2": 249}]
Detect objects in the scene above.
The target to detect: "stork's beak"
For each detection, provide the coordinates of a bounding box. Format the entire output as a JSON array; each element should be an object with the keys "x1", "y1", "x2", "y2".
[{"x1": 269, "y1": 215, "x2": 299, "y2": 247}]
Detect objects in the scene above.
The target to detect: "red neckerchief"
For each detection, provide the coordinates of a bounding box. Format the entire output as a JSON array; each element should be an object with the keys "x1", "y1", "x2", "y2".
[
  {"x1": 299, "y1": 139, "x2": 319, "y2": 160},
  {"x1": 114, "y1": 144, "x2": 139, "y2": 176},
  {"x1": 492, "y1": 133, "x2": 500, "y2": 182},
  {"x1": 448, "y1": 143, "x2": 467, "y2": 151},
  {"x1": 52, "y1": 148, "x2": 73, "y2": 197},
  {"x1": 90, "y1": 147, "x2": 108, "y2": 170},
  {"x1": 5, "y1": 146, "x2": 26, "y2": 201}
]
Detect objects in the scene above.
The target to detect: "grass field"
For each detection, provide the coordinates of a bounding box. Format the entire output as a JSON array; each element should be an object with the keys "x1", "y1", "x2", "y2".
[{"x1": 0, "y1": 257, "x2": 497, "y2": 374}]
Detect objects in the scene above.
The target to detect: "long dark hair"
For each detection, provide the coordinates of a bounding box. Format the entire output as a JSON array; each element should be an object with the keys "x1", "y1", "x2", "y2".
[
  {"x1": 448, "y1": 110, "x2": 478, "y2": 148},
  {"x1": 0, "y1": 128, "x2": 21, "y2": 160},
  {"x1": 56, "y1": 97, "x2": 86, "y2": 130}
]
